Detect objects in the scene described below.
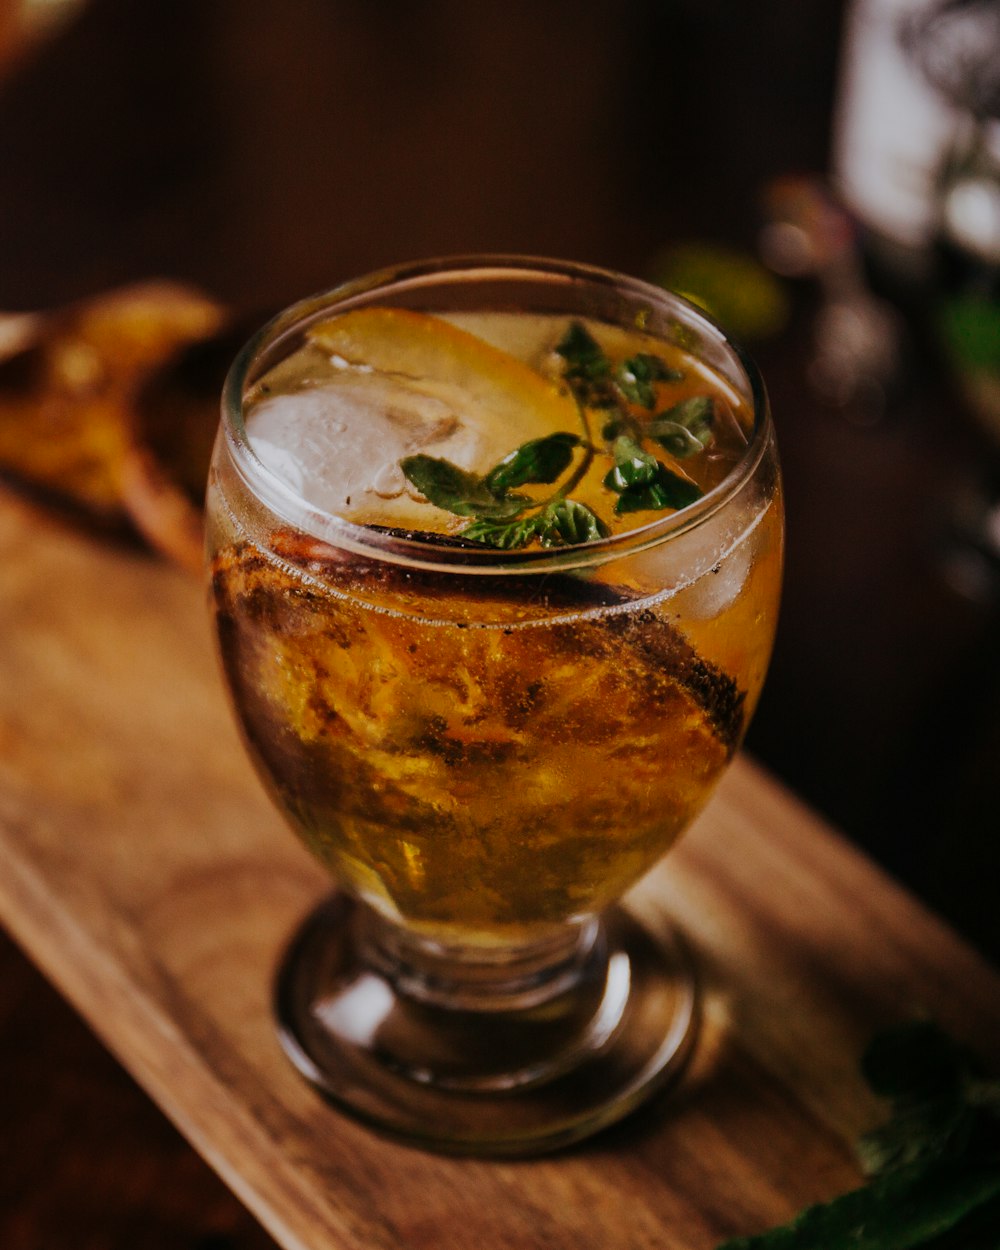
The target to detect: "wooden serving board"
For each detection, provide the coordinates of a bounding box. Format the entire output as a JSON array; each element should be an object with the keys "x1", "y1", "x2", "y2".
[{"x1": 1, "y1": 489, "x2": 998, "y2": 1250}]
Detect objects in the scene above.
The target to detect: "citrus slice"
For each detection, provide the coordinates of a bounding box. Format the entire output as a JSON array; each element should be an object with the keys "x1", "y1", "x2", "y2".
[{"x1": 307, "y1": 307, "x2": 578, "y2": 448}]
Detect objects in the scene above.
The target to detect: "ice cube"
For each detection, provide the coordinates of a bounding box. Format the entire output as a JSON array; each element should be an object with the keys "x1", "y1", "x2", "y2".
[
  {"x1": 246, "y1": 371, "x2": 494, "y2": 526},
  {"x1": 683, "y1": 537, "x2": 753, "y2": 619},
  {"x1": 629, "y1": 492, "x2": 763, "y2": 617}
]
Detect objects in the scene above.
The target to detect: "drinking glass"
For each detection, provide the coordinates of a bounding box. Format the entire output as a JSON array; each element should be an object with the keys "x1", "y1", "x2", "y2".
[{"x1": 207, "y1": 257, "x2": 783, "y2": 1154}]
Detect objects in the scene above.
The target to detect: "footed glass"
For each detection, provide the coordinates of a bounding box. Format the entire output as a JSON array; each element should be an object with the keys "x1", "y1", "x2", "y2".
[{"x1": 206, "y1": 257, "x2": 782, "y2": 1154}]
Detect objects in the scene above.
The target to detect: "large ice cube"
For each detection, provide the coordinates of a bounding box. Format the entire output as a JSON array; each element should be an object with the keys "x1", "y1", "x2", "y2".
[{"x1": 246, "y1": 370, "x2": 496, "y2": 527}]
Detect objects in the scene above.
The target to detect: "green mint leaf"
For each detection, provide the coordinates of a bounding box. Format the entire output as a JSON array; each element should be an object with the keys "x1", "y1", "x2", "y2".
[
  {"x1": 538, "y1": 498, "x2": 610, "y2": 546},
  {"x1": 603, "y1": 435, "x2": 661, "y2": 491},
  {"x1": 556, "y1": 321, "x2": 616, "y2": 409},
  {"x1": 857, "y1": 1103, "x2": 975, "y2": 1179},
  {"x1": 460, "y1": 513, "x2": 545, "y2": 549},
  {"x1": 399, "y1": 454, "x2": 526, "y2": 518},
  {"x1": 719, "y1": 1160, "x2": 1000, "y2": 1250},
  {"x1": 607, "y1": 458, "x2": 702, "y2": 513},
  {"x1": 919, "y1": 1194, "x2": 1000, "y2": 1249},
  {"x1": 484, "y1": 432, "x2": 580, "y2": 494},
  {"x1": 718, "y1": 1021, "x2": 1000, "y2": 1250},
  {"x1": 650, "y1": 395, "x2": 715, "y2": 455},
  {"x1": 856, "y1": 1022, "x2": 989, "y2": 1179},
  {"x1": 650, "y1": 420, "x2": 706, "y2": 459},
  {"x1": 460, "y1": 499, "x2": 608, "y2": 549},
  {"x1": 555, "y1": 320, "x2": 607, "y2": 374},
  {"x1": 615, "y1": 352, "x2": 684, "y2": 408}
]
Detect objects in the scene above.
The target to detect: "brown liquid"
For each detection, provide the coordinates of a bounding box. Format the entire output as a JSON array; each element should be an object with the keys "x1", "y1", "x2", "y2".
[{"x1": 210, "y1": 311, "x2": 782, "y2": 944}]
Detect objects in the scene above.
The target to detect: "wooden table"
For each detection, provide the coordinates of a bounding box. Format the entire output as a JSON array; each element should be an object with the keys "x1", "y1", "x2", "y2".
[{"x1": 1, "y1": 488, "x2": 998, "y2": 1250}]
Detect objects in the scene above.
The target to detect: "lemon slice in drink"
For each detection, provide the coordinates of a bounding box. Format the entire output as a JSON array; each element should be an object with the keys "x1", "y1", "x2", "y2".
[{"x1": 307, "y1": 307, "x2": 576, "y2": 444}]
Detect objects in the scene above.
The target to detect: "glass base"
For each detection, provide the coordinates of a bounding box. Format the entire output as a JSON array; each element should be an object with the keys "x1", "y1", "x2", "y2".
[{"x1": 274, "y1": 894, "x2": 699, "y2": 1156}]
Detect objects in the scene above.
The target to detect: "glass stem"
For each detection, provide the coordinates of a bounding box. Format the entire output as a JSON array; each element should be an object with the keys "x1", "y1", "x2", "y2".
[{"x1": 359, "y1": 908, "x2": 604, "y2": 1013}]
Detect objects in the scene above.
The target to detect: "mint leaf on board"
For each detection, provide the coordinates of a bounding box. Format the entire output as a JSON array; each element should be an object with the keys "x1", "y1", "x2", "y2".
[
  {"x1": 484, "y1": 432, "x2": 580, "y2": 494},
  {"x1": 920, "y1": 1195, "x2": 1000, "y2": 1249},
  {"x1": 857, "y1": 1022, "x2": 977, "y2": 1178},
  {"x1": 720, "y1": 1161, "x2": 1000, "y2": 1250},
  {"x1": 717, "y1": 1022, "x2": 1000, "y2": 1250}
]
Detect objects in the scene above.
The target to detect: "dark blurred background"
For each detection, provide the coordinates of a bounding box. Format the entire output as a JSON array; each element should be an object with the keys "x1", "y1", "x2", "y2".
[{"x1": 1, "y1": 0, "x2": 997, "y2": 1245}]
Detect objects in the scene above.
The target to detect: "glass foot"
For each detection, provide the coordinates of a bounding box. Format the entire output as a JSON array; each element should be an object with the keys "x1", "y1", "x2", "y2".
[{"x1": 274, "y1": 895, "x2": 699, "y2": 1156}]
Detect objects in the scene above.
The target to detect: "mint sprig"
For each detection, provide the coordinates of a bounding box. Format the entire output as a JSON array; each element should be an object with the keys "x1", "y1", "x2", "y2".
[
  {"x1": 399, "y1": 319, "x2": 717, "y2": 549},
  {"x1": 718, "y1": 1022, "x2": 1000, "y2": 1250},
  {"x1": 400, "y1": 432, "x2": 608, "y2": 549}
]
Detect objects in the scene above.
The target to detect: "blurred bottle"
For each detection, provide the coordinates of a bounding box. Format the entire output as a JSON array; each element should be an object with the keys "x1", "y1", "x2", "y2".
[
  {"x1": 834, "y1": 0, "x2": 1000, "y2": 596},
  {"x1": 834, "y1": 0, "x2": 960, "y2": 285},
  {"x1": 834, "y1": 0, "x2": 1000, "y2": 408}
]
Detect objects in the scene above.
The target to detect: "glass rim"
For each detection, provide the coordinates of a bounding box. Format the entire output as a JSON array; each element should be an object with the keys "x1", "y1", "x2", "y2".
[{"x1": 220, "y1": 254, "x2": 773, "y2": 574}]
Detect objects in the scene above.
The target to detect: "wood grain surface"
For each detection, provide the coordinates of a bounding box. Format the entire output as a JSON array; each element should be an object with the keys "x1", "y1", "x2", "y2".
[
  {"x1": 0, "y1": 927, "x2": 278, "y2": 1250},
  {"x1": 1, "y1": 487, "x2": 998, "y2": 1250}
]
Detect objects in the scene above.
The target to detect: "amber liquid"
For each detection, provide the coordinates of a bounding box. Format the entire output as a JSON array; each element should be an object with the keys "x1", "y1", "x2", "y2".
[{"x1": 209, "y1": 312, "x2": 782, "y2": 945}]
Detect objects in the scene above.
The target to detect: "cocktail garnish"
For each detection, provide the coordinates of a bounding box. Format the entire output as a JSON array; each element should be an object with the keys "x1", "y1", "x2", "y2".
[{"x1": 399, "y1": 320, "x2": 719, "y2": 548}]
